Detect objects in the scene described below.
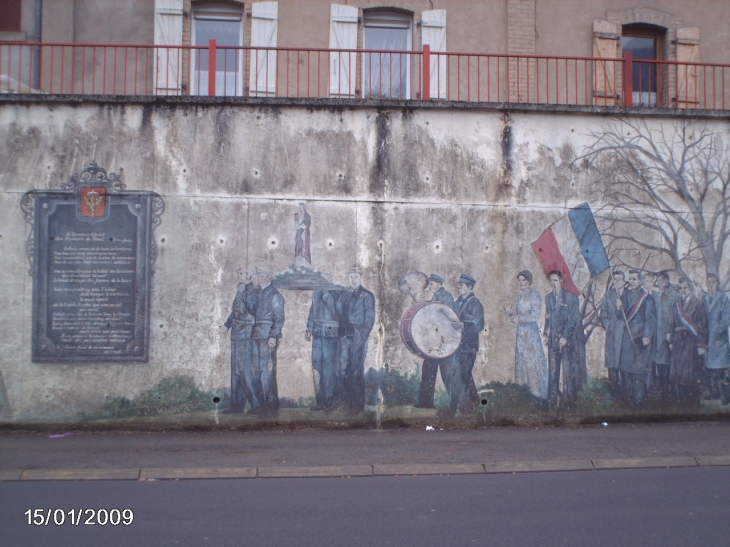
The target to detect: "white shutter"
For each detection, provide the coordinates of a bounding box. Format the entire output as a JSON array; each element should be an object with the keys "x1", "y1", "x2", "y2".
[
  {"x1": 592, "y1": 19, "x2": 619, "y2": 106},
  {"x1": 676, "y1": 27, "x2": 700, "y2": 108},
  {"x1": 422, "y1": 10, "x2": 446, "y2": 99},
  {"x1": 154, "y1": 0, "x2": 184, "y2": 95},
  {"x1": 249, "y1": 1, "x2": 278, "y2": 95},
  {"x1": 329, "y1": 4, "x2": 358, "y2": 96}
]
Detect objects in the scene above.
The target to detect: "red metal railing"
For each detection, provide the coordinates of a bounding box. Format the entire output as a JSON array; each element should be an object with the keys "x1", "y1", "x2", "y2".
[{"x1": 1, "y1": 40, "x2": 728, "y2": 110}]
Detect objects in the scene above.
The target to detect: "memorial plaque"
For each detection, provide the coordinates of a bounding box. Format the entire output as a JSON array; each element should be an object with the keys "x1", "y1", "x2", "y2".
[{"x1": 22, "y1": 162, "x2": 164, "y2": 362}]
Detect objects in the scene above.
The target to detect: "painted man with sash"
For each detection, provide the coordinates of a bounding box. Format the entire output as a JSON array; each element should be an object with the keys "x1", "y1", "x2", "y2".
[
  {"x1": 702, "y1": 274, "x2": 729, "y2": 404},
  {"x1": 668, "y1": 277, "x2": 708, "y2": 408},
  {"x1": 616, "y1": 269, "x2": 657, "y2": 406}
]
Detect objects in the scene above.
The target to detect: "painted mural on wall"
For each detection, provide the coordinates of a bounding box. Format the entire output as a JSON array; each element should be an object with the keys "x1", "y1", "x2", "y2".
[
  {"x1": 12, "y1": 116, "x2": 730, "y2": 424},
  {"x1": 223, "y1": 203, "x2": 376, "y2": 418},
  {"x1": 579, "y1": 119, "x2": 730, "y2": 410},
  {"x1": 500, "y1": 118, "x2": 730, "y2": 414}
]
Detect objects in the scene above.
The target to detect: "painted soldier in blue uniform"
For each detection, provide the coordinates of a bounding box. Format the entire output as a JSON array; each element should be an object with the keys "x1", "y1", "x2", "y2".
[
  {"x1": 543, "y1": 270, "x2": 580, "y2": 407},
  {"x1": 223, "y1": 268, "x2": 261, "y2": 413},
  {"x1": 616, "y1": 269, "x2": 657, "y2": 406},
  {"x1": 415, "y1": 273, "x2": 455, "y2": 409},
  {"x1": 248, "y1": 265, "x2": 285, "y2": 417},
  {"x1": 339, "y1": 265, "x2": 375, "y2": 415},
  {"x1": 306, "y1": 281, "x2": 343, "y2": 412},
  {"x1": 447, "y1": 274, "x2": 484, "y2": 417}
]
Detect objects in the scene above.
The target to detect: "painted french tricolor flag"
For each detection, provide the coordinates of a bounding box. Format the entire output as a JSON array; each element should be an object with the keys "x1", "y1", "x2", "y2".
[{"x1": 531, "y1": 203, "x2": 610, "y2": 296}]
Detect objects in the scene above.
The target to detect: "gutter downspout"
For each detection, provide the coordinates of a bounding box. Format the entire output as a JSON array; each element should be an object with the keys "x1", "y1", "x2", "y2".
[{"x1": 32, "y1": 0, "x2": 42, "y2": 89}]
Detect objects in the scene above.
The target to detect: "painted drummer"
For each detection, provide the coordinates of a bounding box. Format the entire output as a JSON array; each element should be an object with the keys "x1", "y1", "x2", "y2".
[
  {"x1": 414, "y1": 274, "x2": 456, "y2": 409},
  {"x1": 446, "y1": 273, "x2": 484, "y2": 418}
]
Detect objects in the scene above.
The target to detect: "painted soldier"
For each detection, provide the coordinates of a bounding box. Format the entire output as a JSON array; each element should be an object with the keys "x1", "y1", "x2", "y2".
[
  {"x1": 223, "y1": 268, "x2": 261, "y2": 413},
  {"x1": 339, "y1": 265, "x2": 376, "y2": 415},
  {"x1": 249, "y1": 265, "x2": 285, "y2": 417},
  {"x1": 669, "y1": 278, "x2": 708, "y2": 408},
  {"x1": 616, "y1": 270, "x2": 657, "y2": 406},
  {"x1": 599, "y1": 270, "x2": 627, "y2": 398},
  {"x1": 447, "y1": 274, "x2": 484, "y2": 417},
  {"x1": 414, "y1": 273, "x2": 455, "y2": 409},
  {"x1": 543, "y1": 270, "x2": 580, "y2": 407},
  {"x1": 306, "y1": 281, "x2": 343, "y2": 412},
  {"x1": 703, "y1": 274, "x2": 730, "y2": 404},
  {"x1": 653, "y1": 271, "x2": 680, "y2": 403}
]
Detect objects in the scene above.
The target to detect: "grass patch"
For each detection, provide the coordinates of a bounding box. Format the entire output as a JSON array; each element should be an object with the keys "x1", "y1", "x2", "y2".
[{"x1": 79, "y1": 375, "x2": 223, "y2": 421}]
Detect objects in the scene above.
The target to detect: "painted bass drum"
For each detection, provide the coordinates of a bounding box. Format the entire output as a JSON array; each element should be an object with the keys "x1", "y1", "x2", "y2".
[{"x1": 400, "y1": 300, "x2": 462, "y2": 359}]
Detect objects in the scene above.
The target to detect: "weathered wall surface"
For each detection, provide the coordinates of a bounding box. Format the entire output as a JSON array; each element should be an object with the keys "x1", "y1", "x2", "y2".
[{"x1": 0, "y1": 99, "x2": 728, "y2": 424}]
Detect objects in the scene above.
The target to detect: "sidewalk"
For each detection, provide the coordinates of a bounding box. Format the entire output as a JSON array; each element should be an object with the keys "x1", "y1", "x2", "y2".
[{"x1": 1, "y1": 421, "x2": 729, "y2": 481}]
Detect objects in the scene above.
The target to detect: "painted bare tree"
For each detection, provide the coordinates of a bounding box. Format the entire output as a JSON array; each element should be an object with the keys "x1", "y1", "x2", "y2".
[{"x1": 579, "y1": 118, "x2": 730, "y2": 289}]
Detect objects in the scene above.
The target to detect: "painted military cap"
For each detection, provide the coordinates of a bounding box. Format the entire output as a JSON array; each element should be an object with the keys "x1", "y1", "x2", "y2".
[
  {"x1": 429, "y1": 273, "x2": 445, "y2": 284},
  {"x1": 457, "y1": 273, "x2": 476, "y2": 285}
]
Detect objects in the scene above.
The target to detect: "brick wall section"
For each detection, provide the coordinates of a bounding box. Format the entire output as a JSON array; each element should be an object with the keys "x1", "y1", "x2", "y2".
[{"x1": 507, "y1": 0, "x2": 536, "y2": 102}]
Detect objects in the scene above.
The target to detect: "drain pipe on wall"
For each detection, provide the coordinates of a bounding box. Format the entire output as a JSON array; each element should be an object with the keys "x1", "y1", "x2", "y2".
[{"x1": 32, "y1": 0, "x2": 43, "y2": 90}]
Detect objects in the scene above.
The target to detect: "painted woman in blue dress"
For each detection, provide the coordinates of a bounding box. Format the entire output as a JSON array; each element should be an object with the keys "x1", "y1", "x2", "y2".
[{"x1": 508, "y1": 270, "x2": 549, "y2": 400}]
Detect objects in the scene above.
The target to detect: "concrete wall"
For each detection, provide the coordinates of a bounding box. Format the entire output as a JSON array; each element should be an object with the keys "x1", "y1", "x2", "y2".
[{"x1": 0, "y1": 97, "x2": 729, "y2": 424}]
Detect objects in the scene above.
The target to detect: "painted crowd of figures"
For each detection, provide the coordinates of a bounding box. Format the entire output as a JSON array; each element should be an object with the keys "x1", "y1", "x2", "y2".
[
  {"x1": 507, "y1": 268, "x2": 730, "y2": 410},
  {"x1": 224, "y1": 264, "x2": 375, "y2": 417},
  {"x1": 600, "y1": 270, "x2": 730, "y2": 409}
]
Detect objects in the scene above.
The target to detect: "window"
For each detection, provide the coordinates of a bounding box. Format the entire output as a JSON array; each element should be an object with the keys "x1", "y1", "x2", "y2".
[
  {"x1": 363, "y1": 11, "x2": 412, "y2": 99},
  {"x1": 192, "y1": 4, "x2": 244, "y2": 96},
  {"x1": 621, "y1": 25, "x2": 664, "y2": 107},
  {"x1": 0, "y1": 0, "x2": 22, "y2": 32}
]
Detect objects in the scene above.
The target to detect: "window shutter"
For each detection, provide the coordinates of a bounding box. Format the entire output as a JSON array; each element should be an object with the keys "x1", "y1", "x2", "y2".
[
  {"x1": 329, "y1": 4, "x2": 358, "y2": 96},
  {"x1": 154, "y1": 0, "x2": 184, "y2": 95},
  {"x1": 676, "y1": 27, "x2": 700, "y2": 108},
  {"x1": 422, "y1": 10, "x2": 447, "y2": 99},
  {"x1": 592, "y1": 19, "x2": 619, "y2": 106},
  {"x1": 249, "y1": 1, "x2": 278, "y2": 95}
]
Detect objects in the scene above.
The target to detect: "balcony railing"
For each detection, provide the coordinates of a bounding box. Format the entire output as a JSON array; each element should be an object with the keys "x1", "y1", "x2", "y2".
[{"x1": 1, "y1": 41, "x2": 728, "y2": 110}]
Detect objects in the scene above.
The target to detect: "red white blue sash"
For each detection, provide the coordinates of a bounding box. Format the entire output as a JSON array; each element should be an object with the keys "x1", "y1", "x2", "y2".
[
  {"x1": 626, "y1": 290, "x2": 650, "y2": 323},
  {"x1": 675, "y1": 300, "x2": 699, "y2": 338}
]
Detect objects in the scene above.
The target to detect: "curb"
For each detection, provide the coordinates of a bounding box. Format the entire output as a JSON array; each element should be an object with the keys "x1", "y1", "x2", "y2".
[{"x1": 4, "y1": 456, "x2": 725, "y2": 482}]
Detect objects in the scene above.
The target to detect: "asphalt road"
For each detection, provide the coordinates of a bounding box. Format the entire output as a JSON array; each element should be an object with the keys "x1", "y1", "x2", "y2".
[{"x1": 2, "y1": 467, "x2": 729, "y2": 547}]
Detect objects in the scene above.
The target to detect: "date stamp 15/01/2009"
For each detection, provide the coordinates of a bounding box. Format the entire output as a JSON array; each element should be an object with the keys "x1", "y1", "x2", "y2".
[{"x1": 24, "y1": 508, "x2": 134, "y2": 526}]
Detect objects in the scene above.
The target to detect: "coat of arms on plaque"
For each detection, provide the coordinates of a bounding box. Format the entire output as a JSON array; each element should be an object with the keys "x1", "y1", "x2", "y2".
[{"x1": 80, "y1": 186, "x2": 107, "y2": 219}]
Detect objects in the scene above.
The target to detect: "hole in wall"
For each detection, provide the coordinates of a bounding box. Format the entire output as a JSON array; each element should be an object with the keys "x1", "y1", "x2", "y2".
[
  {"x1": 213, "y1": 396, "x2": 221, "y2": 404},
  {"x1": 480, "y1": 398, "x2": 488, "y2": 406}
]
